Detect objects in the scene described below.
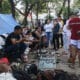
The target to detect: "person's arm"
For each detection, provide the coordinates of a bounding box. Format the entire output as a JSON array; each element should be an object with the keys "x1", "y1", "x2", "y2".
[
  {"x1": 11, "y1": 38, "x2": 24, "y2": 44},
  {"x1": 35, "y1": 31, "x2": 41, "y2": 39},
  {"x1": 67, "y1": 20, "x2": 71, "y2": 30}
]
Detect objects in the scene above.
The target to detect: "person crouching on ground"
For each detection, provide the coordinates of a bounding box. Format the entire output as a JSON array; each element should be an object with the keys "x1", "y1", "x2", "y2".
[{"x1": 4, "y1": 25, "x2": 27, "y2": 63}]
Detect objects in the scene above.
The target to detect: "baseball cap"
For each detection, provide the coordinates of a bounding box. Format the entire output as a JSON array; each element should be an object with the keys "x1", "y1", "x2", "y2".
[{"x1": 0, "y1": 57, "x2": 9, "y2": 64}]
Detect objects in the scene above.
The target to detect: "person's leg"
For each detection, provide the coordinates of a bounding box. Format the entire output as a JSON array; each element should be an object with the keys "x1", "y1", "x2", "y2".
[
  {"x1": 77, "y1": 40, "x2": 80, "y2": 67},
  {"x1": 53, "y1": 34, "x2": 56, "y2": 50},
  {"x1": 61, "y1": 33, "x2": 63, "y2": 47},
  {"x1": 46, "y1": 32, "x2": 49, "y2": 46},
  {"x1": 5, "y1": 43, "x2": 27, "y2": 62},
  {"x1": 68, "y1": 40, "x2": 77, "y2": 68},
  {"x1": 66, "y1": 36, "x2": 71, "y2": 53},
  {"x1": 4, "y1": 44, "x2": 21, "y2": 62},
  {"x1": 70, "y1": 45, "x2": 77, "y2": 65},
  {"x1": 78, "y1": 49, "x2": 80, "y2": 67},
  {"x1": 62, "y1": 33, "x2": 68, "y2": 54},
  {"x1": 50, "y1": 32, "x2": 53, "y2": 44},
  {"x1": 19, "y1": 42, "x2": 27, "y2": 54},
  {"x1": 56, "y1": 34, "x2": 59, "y2": 50}
]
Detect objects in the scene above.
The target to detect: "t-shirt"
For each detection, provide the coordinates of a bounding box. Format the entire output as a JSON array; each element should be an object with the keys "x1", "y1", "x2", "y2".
[
  {"x1": 63, "y1": 20, "x2": 71, "y2": 37},
  {"x1": 53, "y1": 23, "x2": 60, "y2": 34},
  {"x1": 5, "y1": 32, "x2": 22, "y2": 47},
  {"x1": 69, "y1": 17, "x2": 80, "y2": 40},
  {"x1": 0, "y1": 73, "x2": 17, "y2": 80},
  {"x1": 44, "y1": 23, "x2": 53, "y2": 32}
]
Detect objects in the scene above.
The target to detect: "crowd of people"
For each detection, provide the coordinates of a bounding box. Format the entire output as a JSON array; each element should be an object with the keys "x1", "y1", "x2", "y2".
[{"x1": 0, "y1": 11, "x2": 80, "y2": 79}]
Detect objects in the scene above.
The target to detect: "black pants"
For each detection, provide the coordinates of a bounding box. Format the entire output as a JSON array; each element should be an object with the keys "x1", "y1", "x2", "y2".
[
  {"x1": 53, "y1": 34, "x2": 59, "y2": 50},
  {"x1": 59, "y1": 33, "x2": 63, "y2": 47},
  {"x1": 4, "y1": 43, "x2": 27, "y2": 62}
]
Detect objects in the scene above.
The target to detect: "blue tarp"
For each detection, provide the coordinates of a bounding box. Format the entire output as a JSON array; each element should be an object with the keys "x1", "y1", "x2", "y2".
[{"x1": 0, "y1": 14, "x2": 19, "y2": 34}]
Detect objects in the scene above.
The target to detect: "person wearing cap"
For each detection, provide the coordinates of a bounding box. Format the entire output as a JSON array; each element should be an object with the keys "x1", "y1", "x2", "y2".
[
  {"x1": 0, "y1": 57, "x2": 11, "y2": 73},
  {"x1": 0, "y1": 57, "x2": 17, "y2": 80},
  {"x1": 4, "y1": 25, "x2": 27, "y2": 63},
  {"x1": 68, "y1": 11, "x2": 80, "y2": 68}
]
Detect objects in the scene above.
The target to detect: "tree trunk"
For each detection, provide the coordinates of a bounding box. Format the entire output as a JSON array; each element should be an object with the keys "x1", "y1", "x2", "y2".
[
  {"x1": 0, "y1": 0, "x2": 2, "y2": 13},
  {"x1": 9, "y1": 0, "x2": 15, "y2": 18},
  {"x1": 58, "y1": 0, "x2": 66, "y2": 16},
  {"x1": 68, "y1": 0, "x2": 70, "y2": 19},
  {"x1": 22, "y1": 2, "x2": 36, "y2": 26}
]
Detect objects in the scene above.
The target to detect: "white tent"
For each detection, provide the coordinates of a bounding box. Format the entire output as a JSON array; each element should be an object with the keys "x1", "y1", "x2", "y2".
[{"x1": 0, "y1": 14, "x2": 19, "y2": 34}]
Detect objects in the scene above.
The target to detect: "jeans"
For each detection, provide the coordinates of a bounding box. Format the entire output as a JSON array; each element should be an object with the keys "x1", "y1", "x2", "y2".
[
  {"x1": 46, "y1": 32, "x2": 53, "y2": 46},
  {"x1": 63, "y1": 33, "x2": 70, "y2": 53},
  {"x1": 53, "y1": 34, "x2": 59, "y2": 50}
]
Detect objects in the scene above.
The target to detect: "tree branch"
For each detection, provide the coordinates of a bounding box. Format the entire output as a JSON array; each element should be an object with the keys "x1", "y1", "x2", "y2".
[{"x1": 58, "y1": 0, "x2": 67, "y2": 16}]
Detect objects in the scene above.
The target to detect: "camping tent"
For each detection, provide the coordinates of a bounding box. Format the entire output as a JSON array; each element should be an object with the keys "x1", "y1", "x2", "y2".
[{"x1": 0, "y1": 14, "x2": 19, "y2": 34}]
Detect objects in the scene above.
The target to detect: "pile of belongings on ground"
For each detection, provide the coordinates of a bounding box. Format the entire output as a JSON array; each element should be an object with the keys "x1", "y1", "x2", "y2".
[{"x1": 0, "y1": 62, "x2": 80, "y2": 80}]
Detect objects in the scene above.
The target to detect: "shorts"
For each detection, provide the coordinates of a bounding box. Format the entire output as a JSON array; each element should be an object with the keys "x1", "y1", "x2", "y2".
[{"x1": 70, "y1": 39, "x2": 80, "y2": 49}]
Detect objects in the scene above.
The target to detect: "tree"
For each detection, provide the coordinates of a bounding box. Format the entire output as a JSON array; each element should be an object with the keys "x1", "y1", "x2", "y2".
[
  {"x1": 72, "y1": 0, "x2": 80, "y2": 10},
  {"x1": 15, "y1": 0, "x2": 49, "y2": 25},
  {"x1": 58, "y1": 0, "x2": 67, "y2": 16},
  {"x1": 8, "y1": 0, "x2": 15, "y2": 18},
  {"x1": 0, "y1": 0, "x2": 2, "y2": 12},
  {"x1": 2, "y1": 0, "x2": 11, "y2": 13}
]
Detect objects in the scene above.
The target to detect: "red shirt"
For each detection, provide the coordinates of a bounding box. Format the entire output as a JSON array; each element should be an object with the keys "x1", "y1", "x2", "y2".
[{"x1": 69, "y1": 17, "x2": 80, "y2": 40}]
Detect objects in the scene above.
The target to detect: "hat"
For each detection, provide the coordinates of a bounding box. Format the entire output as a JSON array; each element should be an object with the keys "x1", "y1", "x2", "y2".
[{"x1": 0, "y1": 57, "x2": 9, "y2": 64}]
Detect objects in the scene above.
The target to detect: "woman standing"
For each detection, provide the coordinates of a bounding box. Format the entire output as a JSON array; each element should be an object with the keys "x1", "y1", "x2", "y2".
[{"x1": 44, "y1": 19, "x2": 53, "y2": 48}]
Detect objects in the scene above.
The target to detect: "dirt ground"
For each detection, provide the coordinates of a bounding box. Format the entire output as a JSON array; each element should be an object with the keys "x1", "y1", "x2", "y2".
[{"x1": 28, "y1": 48, "x2": 80, "y2": 75}]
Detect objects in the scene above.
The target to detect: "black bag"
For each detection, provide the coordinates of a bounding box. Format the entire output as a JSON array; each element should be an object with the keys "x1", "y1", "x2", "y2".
[
  {"x1": 12, "y1": 70, "x2": 32, "y2": 80},
  {"x1": 27, "y1": 64, "x2": 38, "y2": 75}
]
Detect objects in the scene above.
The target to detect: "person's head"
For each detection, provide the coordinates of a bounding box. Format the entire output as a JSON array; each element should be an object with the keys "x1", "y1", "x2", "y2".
[
  {"x1": 58, "y1": 16, "x2": 62, "y2": 21},
  {"x1": 46, "y1": 19, "x2": 51, "y2": 24},
  {"x1": 14, "y1": 25, "x2": 22, "y2": 34},
  {"x1": 0, "y1": 57, "x2": 11, "y2": 73},
  {"x1": 35, "y1": 27, "x2": 41, "y2": 32},
  {"x1": 54, "y1": 19, "x2": 58, "y2": 25}
]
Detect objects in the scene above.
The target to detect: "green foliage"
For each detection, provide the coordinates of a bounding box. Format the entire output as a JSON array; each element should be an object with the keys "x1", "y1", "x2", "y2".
[
  {"x1": 72, "y1": 0, "x2": 80, "y2": 9},
  {"x1": 46, "y1": 14, "x2": 53, "y2": 20},
  {"x1": 63, "y1": 7, "x2": 69, "y2": 19},
  {"x1": 2, "y1": 0, "x2": 11, "y2": 13}
]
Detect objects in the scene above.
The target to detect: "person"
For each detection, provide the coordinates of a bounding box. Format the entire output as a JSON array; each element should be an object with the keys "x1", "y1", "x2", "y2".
[
  {"x1": 44, "y1": 19, "x2": 53, "y2": 48},
  {"x1": 4, "y1": 25, "x2": 27, "y2": 62},
  {"x1": 68, "y1": 11, "x2": 80, "y2": 68},
  {"x1": 53, "y1": 19, "x2": 60, "y2": 50},
  {"x1": 0, "y1": 57, "x2": 17, "y2": 80},
  {"x1": 58, "y1": 16, "x2": 64, "y2": 47},
  {"x1": 31, "y1": 27, "x2": 41, "y2": 49},
  {"x1": 62, "y1": 19, "x2": 71, "y2": 54}
]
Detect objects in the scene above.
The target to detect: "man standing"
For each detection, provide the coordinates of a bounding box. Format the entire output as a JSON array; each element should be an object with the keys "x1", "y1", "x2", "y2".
[{"x1": 68, "y1": 12, "x2": 80, "y2": 68}]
